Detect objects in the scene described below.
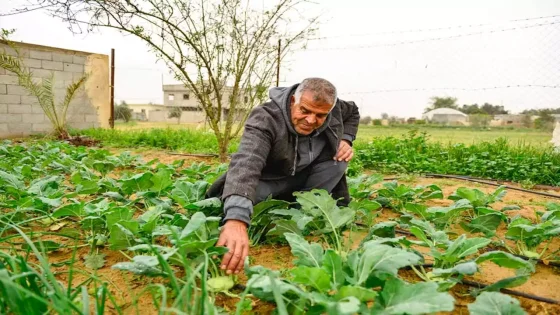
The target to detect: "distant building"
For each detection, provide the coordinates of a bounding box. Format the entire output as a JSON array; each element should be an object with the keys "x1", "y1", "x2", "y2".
[
  {"x1": 422, "y1": 108, "x2": 468, "y2": 125},
  {"x1": 127, "y1": 103, "x2": 165, "y2": 121},
  {"x1": 490, "y1": 114, "x2": 526, "y2": 126},
  {"x1": 162, "y1": 84, "x2": 247, "y2": 123}
]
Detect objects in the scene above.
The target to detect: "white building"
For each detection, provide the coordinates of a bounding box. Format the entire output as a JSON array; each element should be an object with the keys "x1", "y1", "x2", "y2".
[{"x1": 423, "y1": 108, "x2": 468, "y2": 125}]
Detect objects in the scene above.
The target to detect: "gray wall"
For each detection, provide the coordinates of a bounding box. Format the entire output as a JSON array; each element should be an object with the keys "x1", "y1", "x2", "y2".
[{"x1": 0, "y1": 41, "x2": 110, "y2": 138}]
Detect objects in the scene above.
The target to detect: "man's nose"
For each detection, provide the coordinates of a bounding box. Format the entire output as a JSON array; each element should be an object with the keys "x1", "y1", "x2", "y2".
[{"x1": 305, "y1": 115, "x2": 316, "y2": 125}]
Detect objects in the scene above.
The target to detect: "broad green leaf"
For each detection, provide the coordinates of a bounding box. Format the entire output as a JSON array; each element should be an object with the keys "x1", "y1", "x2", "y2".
[
  {"x1": 75, "y1": 180, "x2": 100, "y2": 195},
  {"x1": 433, "y1": 261, "x2": 478, "y2": 277},
  {"x1": 409, "y1": 225, "x2": 434, "y2": 247},
  {"x1": 180, "y1": 212, "x2": 207, "y2": 239},
  {"x1": 468, "y1": 292, "x2": 526, "y2": 315},
  {"x1": 112, "y1": 255, "x2": 164, "y2": 276},
  {"x1": 109, "y1": 221, "x2": 139, "y2": 250},
  {"x1": 150, "y1": 169, "x2": 173, "y2": 193},
  {"x1": 309, "y1": 294, "x2": 361, "y2": 315},
  {"x1": 253, "y1": 199, "x2": 290, "y2": 218},
  {"x1": 428, "y1": 199, "x2": 473, "y2": 223},
  {"x1": 335, "y1": 285, "x2": 377, "y2": 302},
  {"x1": 28, "y1": 176, "x2": 61, "y2": 197},
  {"x1": 369, "y1": 221, "x2": 398, "y2": 238},
  {"x1": 285, "y1": 233, "x2": 323, "y2": 268},
  {"x1": 52, "y1": 203, "x2": 85, "y2": 218},
  {"x1": 267, "y1": 220, "x2": 302, "y2": 237},
  {"x1": 186, "y1": 197, "x2": 222, "y2": 211},
  {"x1": 103, "y1": 192, "x2": 126, "y2": 201},
  {"x1": 0, "y1": 170, "x2": 25, "y2": 193},
  {"x1": 483, "y1": 275, "x2": 530, "y2": 292},
  {"x1": 476, "y1": 251, "x2": 535, "y2": 272},
  {"x1": 37, "y1": 197, "x2": 62, "y2": 208},
  {"x1": 445, "y1": 235, "x2": 491, "y2": 261},
  {"x1": 291, "y1": 266, "x2": 331, "y2": 292},
  {"x1": 294, "y1": 190, "x2": 355, "y2": 233},
  {"x1": 404, "y1": 202, "x2": 428, "y2": 218},
  {"x1": 460, "y1": 213, "x2": 503, "y2": 237},
  {"x1": 350, "y1": 199, "x2": 382, "y2": 212},
  {"x1": 373, "y1": 278, "x2": 455, "y2": 314},
  {"x1": 92, "y1": 160, "x2": 116, "y2": 175},
  {"x1": 355, "y1": 244, "x2": 420, "y2": 285},
  {"x1": 170, "y1": 181, "x2": 209, "y2": 206},
  {"x1": 106, "y1": 207, "x2": 133, "y2": 228},
  {"x1": 121, "y1": 172, "x2": 154, "y2": 195},
  {"x1": 322, "y1": 249, "x2": 345, "y2": 289}
]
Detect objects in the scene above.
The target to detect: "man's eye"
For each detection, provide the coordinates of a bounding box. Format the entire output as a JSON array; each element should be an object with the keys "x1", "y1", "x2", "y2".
[
  {"x1": 317, "y1": 114, "x2": 326, "y2": 119},
  {"x1": 301, "y1": 108, "x2": 309, "y2": 114}
]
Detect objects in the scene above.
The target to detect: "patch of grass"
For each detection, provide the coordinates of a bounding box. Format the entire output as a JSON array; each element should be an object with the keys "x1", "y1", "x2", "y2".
[
  {"x1": 358, "y1": 125, "x2": 552, "y2": 147},
  {"x1": 73, "y1": 127, "x2": 240, "y2": 154},
  {"x1": 355, "y1": 131, "x2": 560, "y2": 186}
]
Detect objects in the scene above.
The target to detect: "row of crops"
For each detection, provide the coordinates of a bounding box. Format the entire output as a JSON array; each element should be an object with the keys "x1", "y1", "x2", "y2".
[{"x1": 0, "y1": 140, "x2": 559, "y2": 314}]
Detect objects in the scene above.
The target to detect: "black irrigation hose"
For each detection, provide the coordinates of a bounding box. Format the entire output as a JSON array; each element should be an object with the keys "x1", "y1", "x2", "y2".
[
  {"x1": 461, "y1": 279, "x2": 560, "y2": 305},
  {"x1": 421, "y1": 173, "x2": 560, "y2": 199}
]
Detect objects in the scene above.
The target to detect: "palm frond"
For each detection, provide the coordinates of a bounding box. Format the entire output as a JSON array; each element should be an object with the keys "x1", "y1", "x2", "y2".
[{"x1": 60, "y1": 74, "x2": 88, "y2": 125}]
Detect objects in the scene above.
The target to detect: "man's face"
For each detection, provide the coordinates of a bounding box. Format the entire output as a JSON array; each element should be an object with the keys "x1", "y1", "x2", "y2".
[{"x1": 290, "y1": 91, "x2": 333, "y2": 135}]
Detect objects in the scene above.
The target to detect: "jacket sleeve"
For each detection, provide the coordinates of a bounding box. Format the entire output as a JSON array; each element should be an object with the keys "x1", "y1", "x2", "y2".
[
  {"x1": 221, "y1": 106, "x2": 274, "y2": 206},
  {"x1": 339, "y1": 99, "x2": 361, "y2": 143}
]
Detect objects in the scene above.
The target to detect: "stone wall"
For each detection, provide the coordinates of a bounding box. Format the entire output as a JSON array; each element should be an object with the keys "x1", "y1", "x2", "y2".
[{"x1": 0, "y1": 41, "x2": 110, "y2": 138}]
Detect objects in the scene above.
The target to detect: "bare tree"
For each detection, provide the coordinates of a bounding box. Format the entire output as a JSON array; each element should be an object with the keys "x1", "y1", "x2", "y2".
[{"x1": 30, "y1": 0, "x2": 318, "y2": 160}]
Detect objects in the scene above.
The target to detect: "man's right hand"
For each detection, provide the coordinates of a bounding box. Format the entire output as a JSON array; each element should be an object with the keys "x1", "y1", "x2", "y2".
[{"x1": 217, "y1": 219, "x2": 249, "y2": 274}]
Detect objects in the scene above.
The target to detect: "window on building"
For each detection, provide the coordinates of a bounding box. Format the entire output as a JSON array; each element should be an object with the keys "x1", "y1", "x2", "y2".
[
  {"x1": 168, "y1": 94, "x2": 175, "y2": 101},
  {"x1": 244, "y1": 96, "x2": 249, "y2": 103},
  {"x1": 183, "y1": 94, "x2": 190, "y2": 100},
  {"x1": 141, "y1": 109, "x2": 146, "y2": 113}
]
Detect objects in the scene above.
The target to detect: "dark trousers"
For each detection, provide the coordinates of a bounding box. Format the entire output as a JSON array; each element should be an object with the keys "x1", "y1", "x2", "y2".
[{"x1": 255, "y1": 160, "x2": 348, "y2": 203}]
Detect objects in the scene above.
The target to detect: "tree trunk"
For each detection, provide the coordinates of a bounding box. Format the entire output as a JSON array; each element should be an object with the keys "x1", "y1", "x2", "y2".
[{"x1": 218, "y1": 137, "x2": 230, "y2": 162}]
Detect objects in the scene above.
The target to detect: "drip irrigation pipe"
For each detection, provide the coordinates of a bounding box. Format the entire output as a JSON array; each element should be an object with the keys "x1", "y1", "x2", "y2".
[
  {"x1": 421, "y1": 173, "x2": 560, "y2": 199},
  {"x1": 461, "y1": 279, "x2": 560, "y2": 305},
  {"x1": 168, "y1": 152, "x2": 219, "y2": 158}
]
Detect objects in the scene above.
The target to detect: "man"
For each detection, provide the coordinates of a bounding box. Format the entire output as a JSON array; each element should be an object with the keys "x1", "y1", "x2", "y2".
[{"x1": 206, "y1": 77, "x2": 360, "y2": 274}]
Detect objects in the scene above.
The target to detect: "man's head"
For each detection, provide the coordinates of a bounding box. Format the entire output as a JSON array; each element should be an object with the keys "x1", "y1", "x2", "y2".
[{"x1": 290, "y1": 78, "x2": 337, "y2": 135}]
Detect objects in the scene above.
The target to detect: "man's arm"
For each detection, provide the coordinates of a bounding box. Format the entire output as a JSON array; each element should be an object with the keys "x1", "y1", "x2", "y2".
[
  {"x1": 339, "y1": 99, "x2": 360, "y2": 144},
  {"x1": 218, "y1": 106, "x2": 274, "y2": 274}
]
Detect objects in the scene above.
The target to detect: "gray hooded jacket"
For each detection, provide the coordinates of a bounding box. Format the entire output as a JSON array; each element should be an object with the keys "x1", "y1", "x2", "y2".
[{"x1": 206, "y1": 83, "x2": 360, "y2": 225}]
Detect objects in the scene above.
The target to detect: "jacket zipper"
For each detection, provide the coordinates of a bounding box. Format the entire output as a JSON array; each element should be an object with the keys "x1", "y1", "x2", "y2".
[
  {"x1": 291, "y1": 135, "x2": 298, "y2": 176},
  {"x1": 328, "y1": 126, "x2": 340, "y2": 165}
]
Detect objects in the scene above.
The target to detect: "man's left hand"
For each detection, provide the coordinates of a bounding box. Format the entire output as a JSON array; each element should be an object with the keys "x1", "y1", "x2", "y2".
[{"x1": 334, "y1": 140, "x2": 353, "y2": 162}]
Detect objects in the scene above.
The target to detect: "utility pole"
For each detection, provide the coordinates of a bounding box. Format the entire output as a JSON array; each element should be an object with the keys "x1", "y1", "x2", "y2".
[
  {"x1": 110, "y1": 48, "x2": 115, "y2": 128},
  {"x1": 276, "y1": 39, "x2": 281, "y2": 87}
]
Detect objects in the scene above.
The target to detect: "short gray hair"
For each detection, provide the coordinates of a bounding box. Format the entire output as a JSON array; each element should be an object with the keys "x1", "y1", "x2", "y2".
[{"x1": 294, "y1": 78, "x2": 337, "y2": 107}]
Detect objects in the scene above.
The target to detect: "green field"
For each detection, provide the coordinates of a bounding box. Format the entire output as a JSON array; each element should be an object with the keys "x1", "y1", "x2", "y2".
[
  {"x1": 357, "y1": 125, "x2": 553, "y2": 147},
  {"x1": 115, "y1": 122, "x2": 554, "y2": 147}
]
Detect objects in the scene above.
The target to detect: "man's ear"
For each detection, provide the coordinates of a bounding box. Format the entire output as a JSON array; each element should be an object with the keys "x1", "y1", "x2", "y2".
[{"x1": 290, "y1": 95, "x2": 295, "y2": 106}]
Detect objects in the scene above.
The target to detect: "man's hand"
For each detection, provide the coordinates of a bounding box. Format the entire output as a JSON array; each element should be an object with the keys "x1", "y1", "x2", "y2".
[
  {"x1": 217, "y1": 219, "x2": 249, "y2": 274},
  {"x1": 334, "y1": 140, "x2": 353, "y2": 162}
]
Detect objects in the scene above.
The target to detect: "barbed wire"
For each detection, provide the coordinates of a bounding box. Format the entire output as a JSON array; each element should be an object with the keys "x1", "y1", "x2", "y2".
[
  {"x1": 298, "y1": 20, "x2": 560, "y2": 51},
  {"x1": 307, "y1": 14, "x2": 560, "y2": 41},
  {"x1": 340, "y1": 85, "x2": 560, "y2": 95}
]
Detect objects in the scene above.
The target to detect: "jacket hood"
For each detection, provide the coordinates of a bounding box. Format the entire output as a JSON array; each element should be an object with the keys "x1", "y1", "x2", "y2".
[{"x1": 269, "y1": 84, "x2": 331, "y2": 137}]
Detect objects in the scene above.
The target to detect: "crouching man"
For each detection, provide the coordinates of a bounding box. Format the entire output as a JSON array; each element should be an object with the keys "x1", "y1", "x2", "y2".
[{"x1": 206, "y1": 77, "x2": 360, "y2": 274}]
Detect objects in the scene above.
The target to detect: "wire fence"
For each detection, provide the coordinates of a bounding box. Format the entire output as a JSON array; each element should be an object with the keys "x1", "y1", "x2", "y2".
[{"x1": 114, "y1": 14, "x2": 560, "y2": 120}]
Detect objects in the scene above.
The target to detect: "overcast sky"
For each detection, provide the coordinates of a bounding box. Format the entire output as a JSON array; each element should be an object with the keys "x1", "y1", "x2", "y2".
[{"x1": 2, "y1": 0, "x2": 560, "y2": 118}]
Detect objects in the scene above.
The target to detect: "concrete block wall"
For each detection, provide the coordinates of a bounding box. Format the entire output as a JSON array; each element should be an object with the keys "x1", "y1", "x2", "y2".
[{"x1": 0, "y1": 41, "x2": 111, "y2": 138}]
